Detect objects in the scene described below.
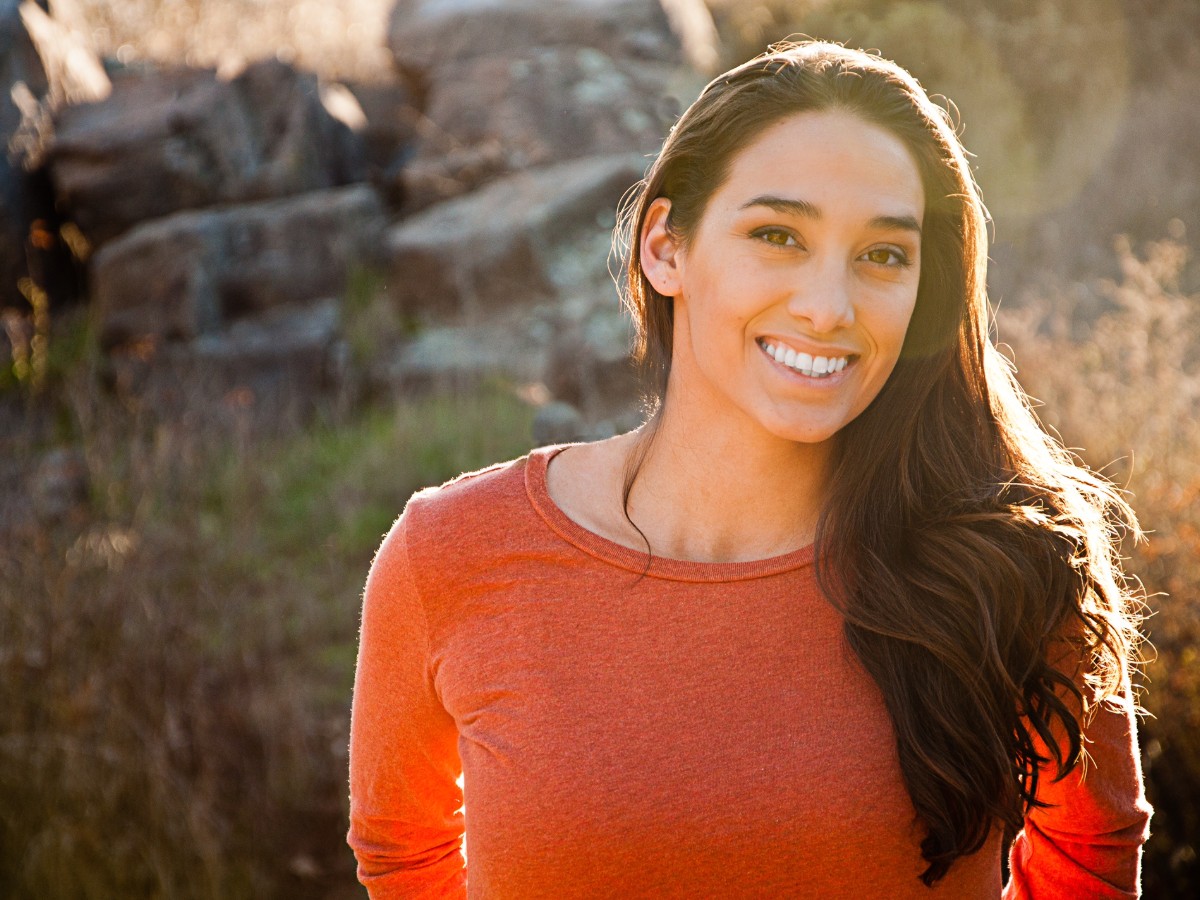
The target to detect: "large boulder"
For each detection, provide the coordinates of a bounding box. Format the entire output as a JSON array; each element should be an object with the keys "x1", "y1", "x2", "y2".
[
  {"x1": 383, "y1": 153, "x2": 644, "y2": 318},
  {"x1": 418, "y1": 48, "x2": 684, "y2": 170},
  {"x1": 49, "y1": 59, "x2": 366, "y2": 247},
  {"x1": 388, "y1": 0, "x2": 713, "y2": 177},
  {"x1": 374, "y1": 292, "x2": 640, "y2": 426},
  {"x1": 92, "y1": 184, "x2": 385, "y2": 346}
]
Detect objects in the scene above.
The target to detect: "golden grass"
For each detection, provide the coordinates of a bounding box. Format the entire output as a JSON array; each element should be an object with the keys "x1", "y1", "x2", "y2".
[
  {"x1": 72, "y1": 0, "x2": 395, "y2": 82},
  {"x1": 997, "y1": 233, "x2": 1200, "y2": 894}
]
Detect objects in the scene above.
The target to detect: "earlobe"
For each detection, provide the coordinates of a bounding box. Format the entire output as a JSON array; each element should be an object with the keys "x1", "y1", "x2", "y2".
[{"x1": 640, "y1": 198, "x2": 684, "y2": 298}]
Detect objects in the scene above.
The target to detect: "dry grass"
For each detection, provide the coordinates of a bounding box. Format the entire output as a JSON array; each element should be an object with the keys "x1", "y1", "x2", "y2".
[
  {"x1": 71, "y1": 0, "x2": 395, "y2": 82},
  {"x1": 0, "y1": 354, "x2": 535, "y2": 897},
  {"x1": 998, "y1": 232, "x2": 1200, "y2": 895}
]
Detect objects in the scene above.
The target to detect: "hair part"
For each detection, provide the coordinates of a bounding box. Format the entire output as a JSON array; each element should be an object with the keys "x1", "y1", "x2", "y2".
[{"x1": 614, "y1": 40, "x2": 1145, "y2": 885}]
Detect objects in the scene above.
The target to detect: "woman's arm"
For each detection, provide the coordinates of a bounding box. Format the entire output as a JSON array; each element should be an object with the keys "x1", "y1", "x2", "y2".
[
  {"x1": 348, "y1": 512, "x2": 467, "y2": 898},
  {"x1": 1003, "y1": 686, "x2": 1153, "y2": 899}
]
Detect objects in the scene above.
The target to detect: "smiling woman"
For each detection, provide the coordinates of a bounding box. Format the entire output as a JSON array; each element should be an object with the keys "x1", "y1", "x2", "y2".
[
  {"x1": 637, "y1": 109, "x2": 924, "y2": 450},
  {"x1": 347, "y1": 41, "x2": 1151, "y2": 898}
]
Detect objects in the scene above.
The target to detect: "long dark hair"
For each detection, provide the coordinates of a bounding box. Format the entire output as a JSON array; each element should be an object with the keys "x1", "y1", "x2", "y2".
[{"x1": 616, "y1": 41, "x2": 1144, "y2": 885}]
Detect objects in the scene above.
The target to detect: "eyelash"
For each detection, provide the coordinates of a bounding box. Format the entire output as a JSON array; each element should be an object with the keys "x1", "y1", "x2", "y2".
[
  {"x1": 749, "y1": 227, "x2": 913, "y2": 269},
  {"x1": 862, "y1": 246, "x2": 913, "y2": 268},
  {"x1": 750, "y1": 227, "x2": 800, "y2": 248}
]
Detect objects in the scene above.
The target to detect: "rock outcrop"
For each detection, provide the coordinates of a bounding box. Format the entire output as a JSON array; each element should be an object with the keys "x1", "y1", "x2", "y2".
[
  {"x1": 383, "y1": 153, "x2": 644, "y2": 318},
  {"x1": 387, "y1": 0, "x2": 713, "y2": 207},
  {"x1": 5, "y1": 0, "x2": 718, "y2": 432},
  {"x1": 50, "y1": 59, "x2": 365, "y2": 247},
  {"x1": 92, "y1": 184, "x2": 385, "y2": 346}
]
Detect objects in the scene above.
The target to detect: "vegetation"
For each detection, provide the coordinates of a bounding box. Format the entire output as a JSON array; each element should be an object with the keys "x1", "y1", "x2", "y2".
[
  {"x1": 0, "y1": 358, "x2": 535, "y2": 898},
  {"x1": 998, "y1": 233, "x2": 1200, "y2": 896}
]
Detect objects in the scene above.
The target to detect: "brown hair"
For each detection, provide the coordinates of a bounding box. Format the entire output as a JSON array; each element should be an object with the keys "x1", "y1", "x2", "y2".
[{"x1": 616, "y1": 41, "x2": 1144, "y2": 884}]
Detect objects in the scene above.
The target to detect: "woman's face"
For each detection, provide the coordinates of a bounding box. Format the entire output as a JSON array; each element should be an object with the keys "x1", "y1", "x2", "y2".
[{"x1": 641, "y1": 109, "x2": 925, "y2": 447}]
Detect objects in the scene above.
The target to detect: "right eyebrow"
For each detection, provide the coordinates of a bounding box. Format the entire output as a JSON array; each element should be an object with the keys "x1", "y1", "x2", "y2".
[{"x1": 738, "y1": 195, "x2": 821, "y2": 219}]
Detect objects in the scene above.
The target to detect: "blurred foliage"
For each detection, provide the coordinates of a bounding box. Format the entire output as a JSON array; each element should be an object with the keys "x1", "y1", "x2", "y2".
[
  {"x1": 710, "y1": 0, "x2": 1130, "y2": 228},
  {"x1": 998, "y1": 231, "x2": 1200, "y2": 896},
  {"x1": 0, "y1": 373, "x2": 535, "y2": 898},
  {"x1": 341, "y1": 265, "x2": 423, "y2": 373},
  {"x1": 73, "y1": 0, "x2": 394, "y2": 82}
]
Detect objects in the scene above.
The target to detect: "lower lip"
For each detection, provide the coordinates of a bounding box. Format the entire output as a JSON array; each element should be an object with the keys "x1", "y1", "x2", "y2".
[{"x1": 757, "y1": 340, "x2": 854, "y2": 386}]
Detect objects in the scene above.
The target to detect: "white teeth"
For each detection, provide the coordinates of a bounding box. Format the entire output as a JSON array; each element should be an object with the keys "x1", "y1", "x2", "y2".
[{"x1": 760, "y1": 340, "x2": 848, "y2": 378}]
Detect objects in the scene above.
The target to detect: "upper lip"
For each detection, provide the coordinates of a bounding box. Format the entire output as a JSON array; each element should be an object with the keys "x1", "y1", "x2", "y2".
[{"x1": 756, "y1": 336, "x2": 859, "y2": 358}]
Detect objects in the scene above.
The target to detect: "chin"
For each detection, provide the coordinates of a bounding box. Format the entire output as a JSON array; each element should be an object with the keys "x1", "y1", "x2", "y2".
[{"x1": 760, "y1": 417, "x2": 846, "y2": 446}]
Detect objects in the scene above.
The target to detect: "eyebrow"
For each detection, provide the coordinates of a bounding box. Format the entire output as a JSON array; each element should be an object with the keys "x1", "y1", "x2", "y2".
[{"x1": 739, "y1": 194, "x2": 923, "y2": 236}]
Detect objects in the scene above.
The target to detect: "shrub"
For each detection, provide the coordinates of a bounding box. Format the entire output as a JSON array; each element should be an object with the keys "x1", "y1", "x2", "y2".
[{"x1": 998, "y1": 233, "x2": 1200, "y2": 896}]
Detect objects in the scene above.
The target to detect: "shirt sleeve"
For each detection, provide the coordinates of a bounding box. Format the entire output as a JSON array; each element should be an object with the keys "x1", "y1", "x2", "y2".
[
  {"x1": 1003, "y1": 683, "x2": 1153, "y2": 899},
  {"x1": 348, "y1": 510, "x2": 467, "y2": 898}
]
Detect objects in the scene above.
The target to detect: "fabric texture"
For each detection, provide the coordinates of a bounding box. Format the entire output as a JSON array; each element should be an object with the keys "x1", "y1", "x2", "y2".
[{"x1": 347, "y1": 445, "x2": 1151, "y2": 898}]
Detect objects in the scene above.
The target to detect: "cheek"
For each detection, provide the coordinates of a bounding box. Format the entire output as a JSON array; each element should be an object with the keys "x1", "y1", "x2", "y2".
[{"x1": 874, "y1": 290, "x2": 920, "y2": 356}]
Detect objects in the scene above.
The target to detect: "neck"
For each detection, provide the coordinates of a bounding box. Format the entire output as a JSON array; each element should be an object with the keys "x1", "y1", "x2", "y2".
[{"x1": 625, "y1": 398, "x2": 833, "y2": 564}]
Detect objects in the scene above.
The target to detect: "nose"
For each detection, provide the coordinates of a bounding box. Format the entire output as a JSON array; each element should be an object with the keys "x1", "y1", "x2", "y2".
[{"x1": 785, "y1": 258, "x2": 855, "y2": 334}]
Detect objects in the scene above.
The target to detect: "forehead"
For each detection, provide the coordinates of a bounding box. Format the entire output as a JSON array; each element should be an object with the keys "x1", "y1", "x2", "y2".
[{"x1": 709, "y1": 109, "x2": 925, "y2": 224}]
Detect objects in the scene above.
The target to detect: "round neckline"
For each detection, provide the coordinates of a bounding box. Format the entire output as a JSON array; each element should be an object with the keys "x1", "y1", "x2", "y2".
[{"x1": 524, "y1": 444, "x2": 816, "y2": 582}]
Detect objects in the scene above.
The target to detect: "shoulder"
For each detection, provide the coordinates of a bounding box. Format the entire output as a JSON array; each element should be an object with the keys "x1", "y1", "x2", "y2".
[
  {"x1": 401, "y1": 452, "x2": 533, "y2": 546},
  {"x1": 383, "y1": 447, "x2": 574, "y2": 584},
  {"x1": 367, "y1": 453, "x2": 538, "y2": 606}
]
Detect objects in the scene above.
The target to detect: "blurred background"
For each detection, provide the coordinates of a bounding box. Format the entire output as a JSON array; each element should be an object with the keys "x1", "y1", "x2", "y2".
[{"x1": 1, "y1": 0, "x2": 1197, "y2": 896}]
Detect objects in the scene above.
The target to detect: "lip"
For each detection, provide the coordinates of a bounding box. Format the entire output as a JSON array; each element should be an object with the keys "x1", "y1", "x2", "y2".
[{"x1": 755, "y1": 336, "x2": 859, "y2": 383}]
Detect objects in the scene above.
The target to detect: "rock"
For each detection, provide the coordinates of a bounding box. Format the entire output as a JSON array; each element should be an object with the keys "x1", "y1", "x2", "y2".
[
  {"x1": 49, "y1": 59, "x2": 366, "y2": 247},
  {"x1": 542, "y1": 306, "x2": 640, "y2": 417},
  {"x1": 1, "y1": 0, "x2": 108, "y2": 304},
  {"x1": 388, "y1": 0, "x2": 712, "y2": 173},
  {"x1": 106, "y1": 298, "x2": 346, "y2": 427},
  {"x1": 378, "y1": 313, "x2": 549, "y2": 392},
  {"x1": 415, "y1": 48, "x2": 688, "y2": 170},
  {"x1": 340, "y1": 80, "x2": 421, "y2": 193},
  {"x1": 92, "y1": 184, "x2": 385, "y2": 346},
  {"x1": 383, "y1": 153, "x2": 644, "y2": 318},
  {"x1": 397, "y1": 139, "x2": 511, "y2": 214},
  {"x1": 532, "y1": 401, "x2": 588, "y2": 445},
  {"x1": 387, "y1": 0, "x2": 717, "y2": 74},
  {"x1": 187, "y1": 298, "x2": 345, "y2": 408}
]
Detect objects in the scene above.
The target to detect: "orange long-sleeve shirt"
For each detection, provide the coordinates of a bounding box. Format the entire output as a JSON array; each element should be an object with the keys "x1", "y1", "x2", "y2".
[{"x1": 347, "y1": 446, "x2": 1151, "y2": 898}]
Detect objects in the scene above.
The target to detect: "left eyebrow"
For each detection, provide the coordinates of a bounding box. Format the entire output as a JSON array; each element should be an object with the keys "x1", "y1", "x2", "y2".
[
  {"x1": 739, "y1": 194, "x2": 922, "y2": 237},
  {"x1": 868, "y1": 214, "x2": 923, "y2": 237}
]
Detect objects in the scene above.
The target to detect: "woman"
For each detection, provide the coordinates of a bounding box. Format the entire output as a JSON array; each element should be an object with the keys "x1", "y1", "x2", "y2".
[{"x1": 348, "y1": 41, "x2": 1151, "y2": 897}]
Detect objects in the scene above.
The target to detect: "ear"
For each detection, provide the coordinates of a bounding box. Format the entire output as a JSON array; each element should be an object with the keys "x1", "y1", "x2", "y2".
[{"x1": 639, "y1": 197, "x2": 685, "y2": 298}]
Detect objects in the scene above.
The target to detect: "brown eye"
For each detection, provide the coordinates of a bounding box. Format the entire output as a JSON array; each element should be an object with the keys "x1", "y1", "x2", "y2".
[
  {"x1": 751, "y1": 227, "x2": 799, "y2": 248},
  {"x1": 862, "y1": 246, "x2": 911, "y2": 267}
]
